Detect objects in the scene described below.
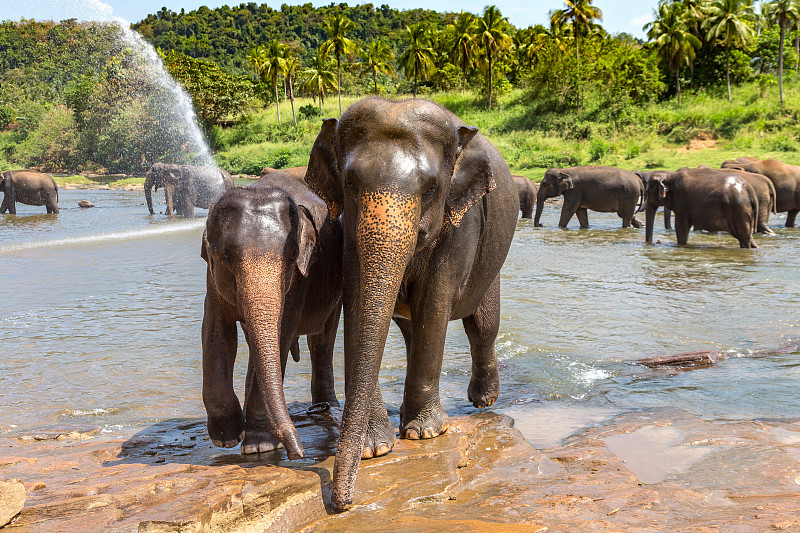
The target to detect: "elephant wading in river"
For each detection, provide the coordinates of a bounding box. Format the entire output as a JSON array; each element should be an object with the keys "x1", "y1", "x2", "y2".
[
  {"x1": 512, "y1": 175, "x2": 538, "y2": 219},
  {"x1": 721, "y1": 158, "x2": 800, "y2": 227},
  {"x1": 305, "y1": 98, "x2": 519, "y2": 508},
  {"x1": 645, "y1": 168, "x2": 759, "y2": 248},
  {"x1": 534, "y1": 166, "x2": 644, "y2": 228},
  {"x1": 1, "y1": 170, "x2": 59, "y2": 214},
  {"x1": 201, "y1": 171, "x2": 343, "y2": 456},
  {"x1": 145, "y1": 163, "x2": 233, "y2": 217}
]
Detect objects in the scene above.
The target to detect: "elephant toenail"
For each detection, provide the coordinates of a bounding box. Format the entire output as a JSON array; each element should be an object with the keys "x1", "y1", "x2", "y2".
[
  {"x1": 376, "y1": 443, "x2": 390, "y2": 456},
  {"x1": 212, "y1": 439, "x2": 223, "y2": 447},
  {"x1": 422, "y1": 428, "x2": 434, "y2": 439},
  {"x1": 361, "y1": 447, "x2": 373, "y2": 459},
  {"x1": 406, "y1": 429, "x2": 419, "y2": 440}
]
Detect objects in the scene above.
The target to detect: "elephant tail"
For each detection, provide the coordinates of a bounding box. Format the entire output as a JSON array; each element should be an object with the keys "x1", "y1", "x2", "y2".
[{"x1": 751, "y1": 193, "x2": 759, "y2": 235}]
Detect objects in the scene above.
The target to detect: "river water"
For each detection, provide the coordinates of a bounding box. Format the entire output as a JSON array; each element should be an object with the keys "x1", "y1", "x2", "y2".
[{"x1": 1, "y1": 188, "x2": 799, "y2": 447}]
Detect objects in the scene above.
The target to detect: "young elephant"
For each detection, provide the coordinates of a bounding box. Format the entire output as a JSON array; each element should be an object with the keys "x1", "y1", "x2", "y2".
[
  {"x1": 534, "y1": 166, "x2": 644, "y2": 228},
  {"x1": 0, "y1": 170, "x2": 59, "y2": 214},
  {"x1": 645, "y1": 168, "x2": 759, "y2": 248},
  {"x1": 201, "y1": 172, "x2": 343, "y2": 457},
  {"x1": 512, "y1": 175, "x2": 538, "y2": 219}
]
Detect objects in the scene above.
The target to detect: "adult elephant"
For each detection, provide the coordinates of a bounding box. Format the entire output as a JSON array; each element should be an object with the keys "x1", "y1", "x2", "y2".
[
  {"x1": 635, "y1": 170, "x2": 672, "y2": 229},
  {"x1": 201, "y1": 171, "x2": 342, "y2": 457},
  {"x1": 0, "y1": 170, "x2": 59, "y2": 214},
  {"x1": 645, "y1": 168, "x2": 759, "y2": 248},
  {"x1": 512, "y1": 175, "x2": 538, "y2": 219},
  {"x1": 533, "y1": 166, "x2": 644, "y2": 228},
  {"x1": 721, "y1": 158, "x2": 800, "y2": 227},
  {"x1": 305, "y1": 98, "x2": 518, "y2": 509},
  {"x1": 145, "y1": 163, "x2": 234, "y2": 217},
  {"x1": 261, "y1": 165, "x2": 307, "y2": 180}
]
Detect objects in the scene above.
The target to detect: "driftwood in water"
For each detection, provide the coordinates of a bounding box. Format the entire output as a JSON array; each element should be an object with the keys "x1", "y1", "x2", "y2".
[{"x1": 636, "y1": 342, "x2": 799, "y2": 370}]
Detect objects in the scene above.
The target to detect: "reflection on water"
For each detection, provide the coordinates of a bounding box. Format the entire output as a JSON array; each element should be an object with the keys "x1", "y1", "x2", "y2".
[{"x1": 1, "y1": 191, "x2": 799, "y2": 440}]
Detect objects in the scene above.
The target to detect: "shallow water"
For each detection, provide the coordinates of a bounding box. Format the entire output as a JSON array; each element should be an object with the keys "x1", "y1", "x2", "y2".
[{"x1": 1, "y1": 191, "x2": 799, "y2": 443}]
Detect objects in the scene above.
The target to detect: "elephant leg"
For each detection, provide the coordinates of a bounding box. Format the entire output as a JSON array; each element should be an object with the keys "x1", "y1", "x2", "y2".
[
  {"x1": 675, "y1": 216, "x2": 690, "y2": 245},
  {"x1": 165, "y1": 184, "x2": 174, "y2": 218},
  {"x1": 360, "y1": 378, "x2": 396, "y2": 459},
  {"x1": 0, "y1": 196, "x2": 7, "y2": 214},
  {"x1": 558, "y1": 198, "x2": 580, "y2": 228},
  {"x1": 664, "y1": 208, "x2": 672, "y2": 230},
  {"x1": 786, "y1": 208, "x2": 798, "y2": 228},
  {"x1": 464, "y1": 273, "x2": 500, "y2": 409},
  {"x1": 576, "y1": 208, "x2": 589, "y2": 228},
  {"x1": 307, "y1": 305, "x2": 341, "y2": 407}
]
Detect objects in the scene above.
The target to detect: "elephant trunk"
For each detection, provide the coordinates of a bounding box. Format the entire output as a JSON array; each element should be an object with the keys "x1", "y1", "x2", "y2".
[
  {"x1": 145, "y1": 174, "x2": 155, "y2": 215},
  {"x1": 645, "y1": 204, "x2": 657, "y2": 243},
  {"x1": 533, "y1": 191, "x2": 547, "y2": 227},
  {"x1": 331, "y1": 190, "x2": 419, "y2": 510},
  {"x1": 237, "y1": 261, "x2": 303, "y2": 460}
]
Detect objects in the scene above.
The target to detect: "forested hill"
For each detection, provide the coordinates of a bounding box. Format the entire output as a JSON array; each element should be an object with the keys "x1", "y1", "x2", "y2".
[{"x1": 132, "y1": 3, "x2": 457, "y2": 74}]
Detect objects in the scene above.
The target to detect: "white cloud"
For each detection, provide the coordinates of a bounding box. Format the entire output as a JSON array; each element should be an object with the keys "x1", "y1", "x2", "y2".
[{"x1": 630, "y1": 13, "x2": 651, "y2": 28}]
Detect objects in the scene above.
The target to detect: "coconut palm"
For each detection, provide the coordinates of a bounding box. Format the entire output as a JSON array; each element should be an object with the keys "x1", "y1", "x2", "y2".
[
  {"x1": 301, "y1": 46, "x2": 338, "y2": 114},
  {"x1": 550, "y1": 0, "x2": 603, "y2": 61},
  {"x1": 474, "y1": 5, "x2": 513, "y2": 108},
  {"x1": 321, "y1": 14, "x2": 358, "y2": 115},
  {"x1": 763, "y1": 0, "x2": 800, "y2": 105},
  {"x1": 397, "y1": 23, "x2": 437, "y2": 98},
  {"x1": 703, "y1": 0, "x2": 757, "y2": 101},
  {"x1": 447, "y1": 12, "x2": 477, "y2": 92},
  {"x1": 282, "y1": 54, "x2": 301, "y2": 126},
  {"x1": 645, "y1": 1, "x2": 702, "y2": 105},
  {"x1": 249, "y1": 40, "x2": 287, "y2": 123},
  {"x1": 358, "y1": 40, "x2": 395, "y2": 95}
]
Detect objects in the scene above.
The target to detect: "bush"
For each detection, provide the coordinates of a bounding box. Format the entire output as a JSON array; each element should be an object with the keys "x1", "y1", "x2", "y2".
[
  {"x1": 298, "y1": 103, "x2": 320, "y2": 119},
  {"x1": 0, "y1": 106, "x2": 13, "y2": 129},
  {"x1": 589, "y1": 138, "x2": 608, "y2": 162},
  {"x1": 271, "y1": 148, "x2": 292, "y2": 168}
]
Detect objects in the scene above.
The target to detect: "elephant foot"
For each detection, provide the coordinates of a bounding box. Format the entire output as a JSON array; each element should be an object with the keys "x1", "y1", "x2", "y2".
[
  {"x1": 241, "y1": 428, "x2": 283, "y2": 454},
  {"x1": 361, "y1": 413, "x2": 396, "y2": 459},
  {"x1": 207, "y1": 413, "x2": 245, "y2": 449},
  {"x1": 631, "y1": 217, "x2": 643, "y2": 229},
  {"x1": 468, "y1": 366, "x2": 499, "y2": 408},
  {"x1": 399, "y1": 403, "x2": 450, "y2": 441},
  {"x1": 311, "y1": 391, "x2": 340, "y2": 409}
]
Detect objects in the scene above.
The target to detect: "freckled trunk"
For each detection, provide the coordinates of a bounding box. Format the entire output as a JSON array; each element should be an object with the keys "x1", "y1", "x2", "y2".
[
  {"x1": 646, "y1": 203, "x2": 657, "y2": 243},
  {"x1": 533, "y1": 191, "x2": 547, "y2": 227},
  {"x1": 238, "y1": 273, "x2": 303, "y2": 459},
  {"x1": 331, "y1": 193, "x2": 418, "y2": 509}
]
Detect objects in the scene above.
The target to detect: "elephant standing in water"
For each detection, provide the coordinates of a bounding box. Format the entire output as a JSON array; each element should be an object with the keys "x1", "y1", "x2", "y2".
[
  {"x1": 645, "y1": 168, "x2": 759, "y2": 248},
  {"x1": 721, "y1": 158, "x2": 800, "y2": 227},
  {"x1": 145, "y1": 163, "x2": 233, "y2": 217},
  {"x1": 512, "y1": 175, "x2": 538, "y2": 219},
  {"x1": 201, "y1": 171, "x2": 342, "y2": 456},
  {"x1": 534, "y1": 166, "x2": 644, "y2": 228},
  {"x1": 635, "y1": 170, "x2": 672, "y2": 229},
  {"x1": 305, "y1": 98, "x2": 519, "y2": 508},
  {"x1": 1, "y1": 170, "x2": 59, "y2": 214}
]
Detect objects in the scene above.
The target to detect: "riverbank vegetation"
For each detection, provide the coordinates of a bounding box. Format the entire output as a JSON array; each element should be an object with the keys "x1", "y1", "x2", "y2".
[{"x1": 2, "y1": 0, "x2": 800, "y2": 180}]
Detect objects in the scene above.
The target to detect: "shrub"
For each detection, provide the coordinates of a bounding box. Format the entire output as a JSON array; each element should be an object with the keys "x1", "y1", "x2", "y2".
[
  {"x1": 298, "y1": 104, "x2": 320, "y2": 119},
  {"x1": 589, "y1": 138, "x2": 608, "y2": 162}
]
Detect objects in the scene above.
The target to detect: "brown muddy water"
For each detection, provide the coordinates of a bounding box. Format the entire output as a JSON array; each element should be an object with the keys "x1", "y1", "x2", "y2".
[{"x1": 1, "y1": 189, "x2": 799, "y2": 446}]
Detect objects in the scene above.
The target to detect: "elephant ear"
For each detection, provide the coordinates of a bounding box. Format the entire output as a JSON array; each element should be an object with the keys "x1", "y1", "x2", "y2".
[
  {"x1": 556, "y1": 173, "x2": 573, "y2": 194},
  {"x1": 200, "y1": 229, "x2": 209, "y2": 263},
  {"x1": 296, "y1": 205, "x2": 318, "y2": 277},
  {"x1": 447, "y1": 126, "x2": 496, "y2": 227},
  {"x1": 305, "y1": 118, "x2": 342, "y2": 221}
]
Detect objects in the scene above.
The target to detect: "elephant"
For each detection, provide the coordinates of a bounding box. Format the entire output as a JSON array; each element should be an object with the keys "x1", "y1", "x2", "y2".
[
  {"x1": 304, "y1": 97, "x2": 519, "y2": 508},
  {"x1": 533, "y1": 166, "x2": 644, "y2": 229},
  {"x1": 645, "y1": 168, "x2": 759, "y2": 248},
  {"x1": 721, "y1": 158, "x2": 800, "y2": 227},
  {"x1": 261, "y1": 165, "x2": 308, "y2": 180},
  {"x1": 0, "y1": 170, "x2": 59, "y2": 214},
  {"x1": 512, "y1": 175, "x2": 538, "y2": 219},
  {"x1": 145, "y1": 163, "x2": 233, "y2": 217},
  {"x1": 201, "y1": 170, "x2": 343, "y2": 457},
  {"x1": 635, "y1": 170, "x2": 672, "y2": 229}
]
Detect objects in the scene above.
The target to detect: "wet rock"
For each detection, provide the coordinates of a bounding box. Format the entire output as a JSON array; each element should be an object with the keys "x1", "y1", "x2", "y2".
[
  {"x1": 77, "y1": 200, "x2": 94, "y2": 208},
  {"x1": 0, "y1": 479, "x2": 25, "y2": 527}
]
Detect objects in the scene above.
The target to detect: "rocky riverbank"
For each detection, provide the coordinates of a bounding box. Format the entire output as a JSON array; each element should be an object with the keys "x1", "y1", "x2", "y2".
[{"x1": 1, "y1": 402, "x2": 799, "y2": 532}]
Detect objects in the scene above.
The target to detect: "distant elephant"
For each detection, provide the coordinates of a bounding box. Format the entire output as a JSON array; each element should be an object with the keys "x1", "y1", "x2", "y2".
[
  {"x1": 260, "y1": 165, "x2": 307, "y2": 180},
  {"x1": 721, "y1": 158, "x2": 800, "y2": 227},
  {"x1": 201, "y1": 171, "x2": 343, "y2": 456},
  {"x1": 305, "y1": 98, "x2": 518, "y2": 508},
  {"x1": 512, "y1": 175, "x2": 538, "y2": 218},
  {"x1": 635, "y1": 170, "x2": 672, "y2": 229},
  {"x1": 645, "y1": 168, "x2": 759, "y2": 248},
  {"x1": 0, "y1": 170, "x2": 59, "y2": 214},
  {"x1": 145, "y1": 163, "x2": 233, "y2": 217},
  {"x1": 534, "y1": 165, "x2": 644, "y2": 228}
]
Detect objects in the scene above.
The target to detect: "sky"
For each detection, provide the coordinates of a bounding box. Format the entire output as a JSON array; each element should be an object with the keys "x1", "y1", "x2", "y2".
[{"x1": 0, "y1": 0, "x2": 660, "y2": 38}]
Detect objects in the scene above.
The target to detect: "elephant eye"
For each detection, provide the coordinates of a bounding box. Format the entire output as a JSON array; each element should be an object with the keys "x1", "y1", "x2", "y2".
[
  {"x1": 221, "y1": 249, "x2": 233, "y2": 263},
  {"x1": 345, "y1": 178, "x2": 358, "y2": 193},
  {"x1": 423, "y1": 186, "x2": 436, "y2": 199}
]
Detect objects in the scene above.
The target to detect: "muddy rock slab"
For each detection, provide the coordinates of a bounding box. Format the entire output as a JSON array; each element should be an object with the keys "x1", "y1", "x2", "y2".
[{"x1": 0, "y1": 479, "x2": 25, "y2": 527}]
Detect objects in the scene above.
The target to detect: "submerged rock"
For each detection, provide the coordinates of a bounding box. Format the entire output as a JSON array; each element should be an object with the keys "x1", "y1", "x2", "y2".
[
  {"x1": 0, "y1": 479, "x2": 25, "y2": 527},
  {"x1": 77, "y1": 200, "x2": 94, "y2": 208}
]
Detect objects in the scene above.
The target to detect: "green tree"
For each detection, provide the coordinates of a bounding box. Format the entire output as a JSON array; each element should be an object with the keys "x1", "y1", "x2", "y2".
[
  {"x1": 763, "y1": 0, "x2": 800, "y2": 106},
  {"x1": 301, "y1": 46, "x2": 338, "y2": 114},
  {"x1": 447, "y1": 12, "x2": 477, "y2": 92},
  {"x1": 703, "y1": 0, "x2": 757, "y2": 101},
  {"x1": 398, "y1": 23, "x2": 437, "y2": 97},
  {"x1": 550, "y1": 0, "x2": 604, "y2": 61},
  {"x1": 645, "y1": 1, "x2": 702, "y2": 104},
  {"x1": 474, "y1": 6, "x2": 513, "y2": 108},
  {"x1": 248, "y1": 40, "x2": 287, "y2": 122},
  {"x1": 358, "y1": 40, "x2": 395, "y2": 95},
  {"x1": 321, "y1": 14, "x2": 358, "y2": 115}
]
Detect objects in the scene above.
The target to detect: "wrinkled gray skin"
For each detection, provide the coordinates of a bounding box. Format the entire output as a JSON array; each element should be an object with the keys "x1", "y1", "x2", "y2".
[
  {"x1": 201, "y1": 172, "x2": 343, "y2": 458},
  {"x1": 721, "y1": 157, "x2": 800, "y2": 227},
  {"x1": 0, "y1": 170, "x2": 59, "y2": 214},
  {"x1": 645, "y1": 168, "x2": 759, "y2": 248},
  {"x1": 305, "y1": 98, "x2": 519, "y2": 509},
  {"x1": 534, "y1": 166, "x2": 644, "y2": 228},
  {"x1": 635, "y1": 170, "x2": 672, "y2": 229},
  {"x1": 145, "y1": 163, "x2": 233, "y2": 217},
  {"x1": 261, "y1": 165, "x2": 308, "y2": 180},
  {"x1": 512, "y1": 175, "x2": 538, "y2": 219}
]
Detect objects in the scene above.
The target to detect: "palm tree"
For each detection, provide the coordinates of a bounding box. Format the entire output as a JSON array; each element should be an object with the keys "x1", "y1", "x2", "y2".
[
  {"x1": 398, "y1": 23, "x2": 437, "y2": 98},
  {"x1": 249, "y1": 40, "x2": 287, "y2": 123},
  {"x1": 358, "y1": 40, "x2": 395, "y2": 95},
  {"x1": 474, "y1": 5, "x2": 513, "y2": 108},
  {"x1": 645, "y1": 2, "x2": 702, "y2": 105},
  {"x1": 321, "y1": 14, "x2": 358, "y2": 115},
  {"x1": 550, "y1": 0, "x2": 603, "y2": 61},
  {"x1": 283, "y1": 54, "x2": 301, "y2": 126},
  {"x1": 301, "y1": 46, "x2": 338, "y2": 114},
  {"x1": 447, "y1": 12, "x2": 477, "y2": 92},
  {"x1": 763, "y1": 0, "x2": 800, "y2": 106},
  {"x1": 703, "y1": 0, "x2": 757, "y2": 101}
]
